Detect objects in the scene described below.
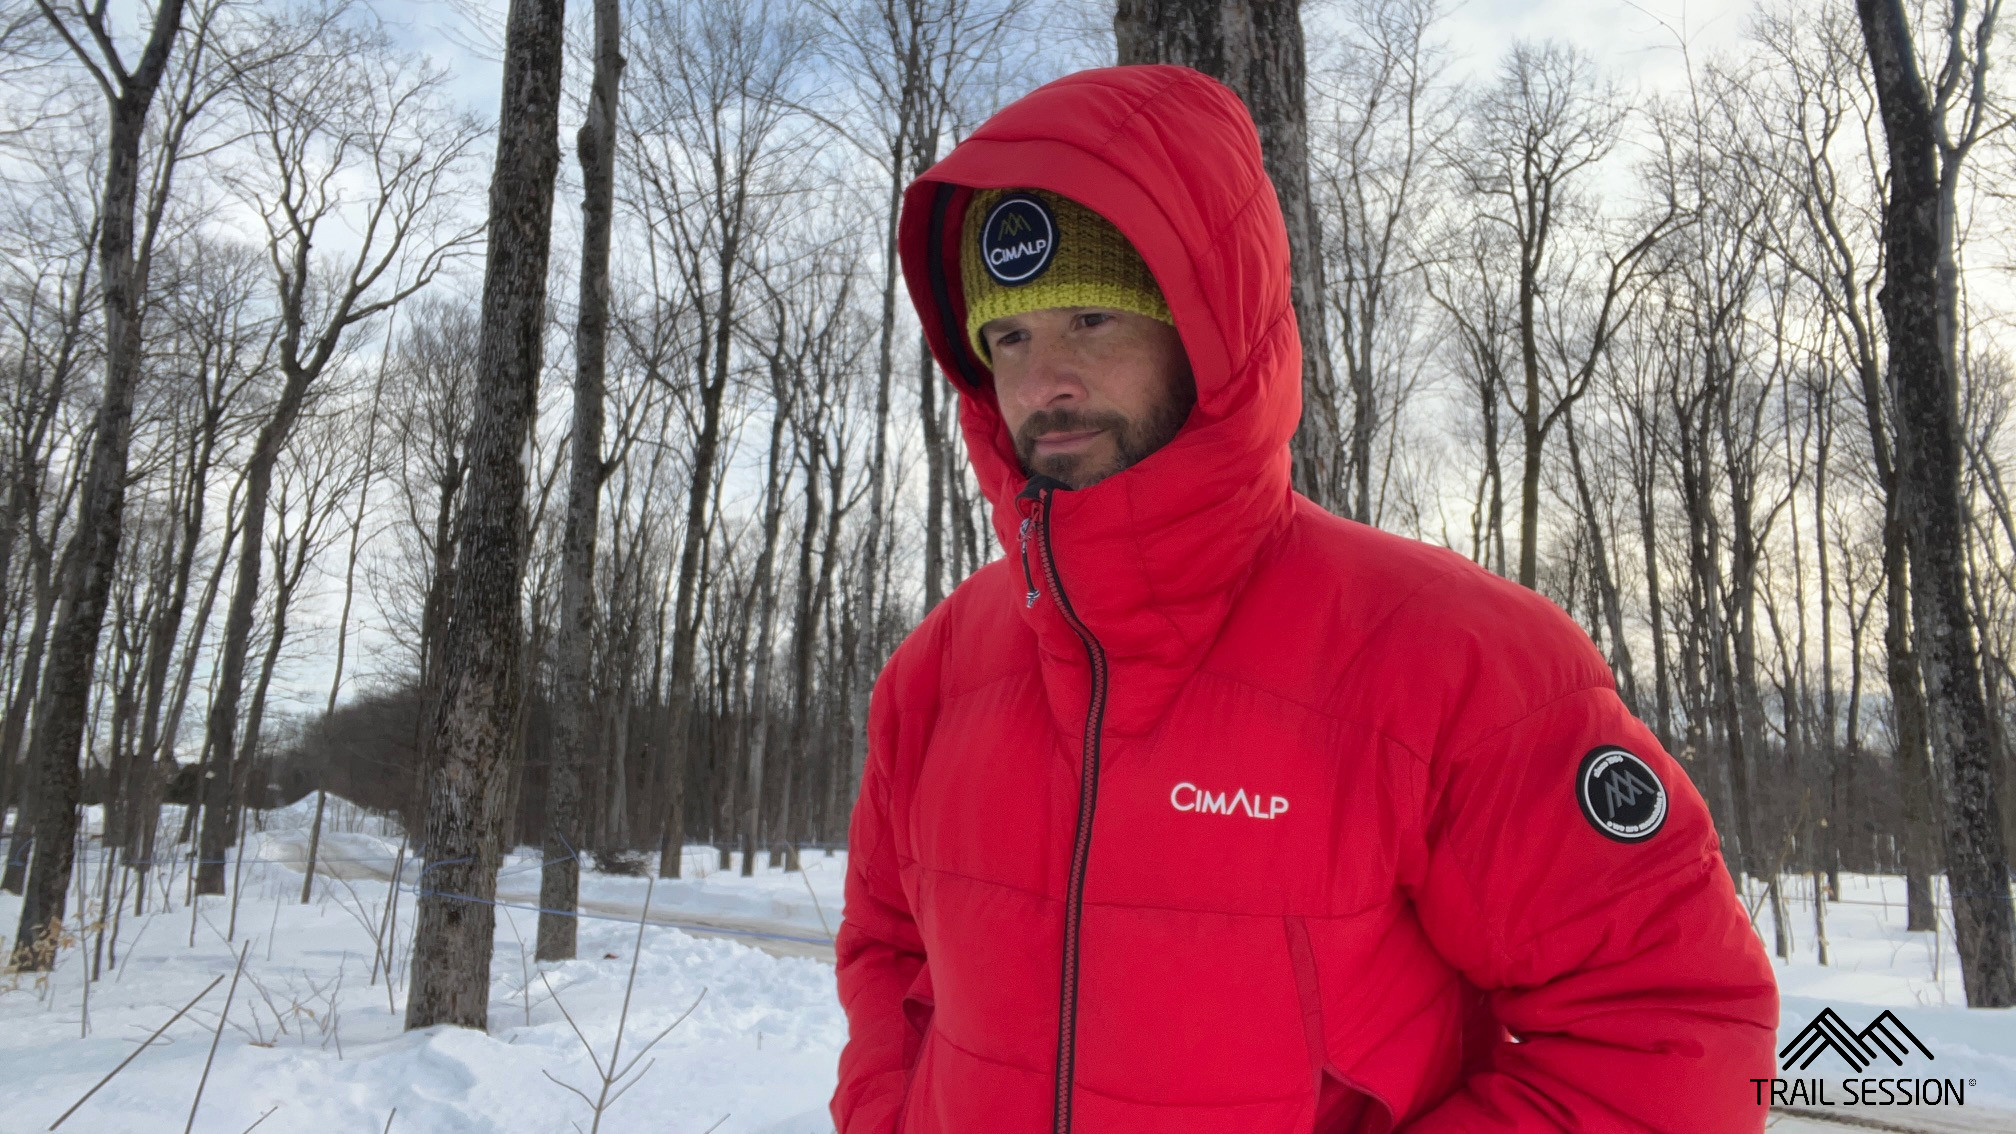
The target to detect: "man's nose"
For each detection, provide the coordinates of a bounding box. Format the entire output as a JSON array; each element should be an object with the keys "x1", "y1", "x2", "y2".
[{"x1": 1013, "y1": 336, "x2": 1084, "y2": 413}]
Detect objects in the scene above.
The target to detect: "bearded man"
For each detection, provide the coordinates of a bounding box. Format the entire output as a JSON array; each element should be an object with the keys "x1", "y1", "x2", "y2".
[{"x1": 830, "y1": 64, "x2": 1777, "y2": 1134}]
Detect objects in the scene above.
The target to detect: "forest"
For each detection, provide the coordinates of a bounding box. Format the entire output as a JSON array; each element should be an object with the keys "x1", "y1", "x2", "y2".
[{"x1": 2, "y1": 0, "x2": 2014, "y2": 1026}]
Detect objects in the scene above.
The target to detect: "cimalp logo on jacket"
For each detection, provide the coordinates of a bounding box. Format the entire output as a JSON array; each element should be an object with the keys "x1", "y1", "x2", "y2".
[
  {"x1": 1753, "y1": 1007, "x2": 1971, "y2": 1109},
  {"x1": 1170, "y1": 782, "x2": 1289, "y2": 820},
  {"x1": 979, "y1": 194, "x2": 1056, "y2": 285},
  {"x1": 1575, "y1": 746, "x2": 1666, "y2": 842}
]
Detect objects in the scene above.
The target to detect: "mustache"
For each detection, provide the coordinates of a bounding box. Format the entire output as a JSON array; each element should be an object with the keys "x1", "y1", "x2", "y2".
[{"x1": 1015, "y1": 408, "x2": 1129, "y2": 450}]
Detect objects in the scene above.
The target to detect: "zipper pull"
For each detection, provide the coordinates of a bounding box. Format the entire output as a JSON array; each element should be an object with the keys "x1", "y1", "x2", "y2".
[{"x1": 1018, "y1": 515, "x2": 1039, "y2": 607}]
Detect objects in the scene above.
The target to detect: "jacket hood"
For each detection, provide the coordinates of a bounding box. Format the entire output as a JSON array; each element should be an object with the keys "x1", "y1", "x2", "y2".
[{"x1": 898, "y1": 64, "x2": 1303, "y2": 735}]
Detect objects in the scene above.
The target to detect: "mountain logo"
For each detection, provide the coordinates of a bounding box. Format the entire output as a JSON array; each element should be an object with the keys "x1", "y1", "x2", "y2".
[
  {"x1": 979, "y1": 194, "x2": 1056, "y2": 286},
  {"x1": 1575, "y1": 746, "x2": 1667, "y2": 842},
  {"x1": 1778, "y1": 1009, "x2": 1935, "y2": 1072}
]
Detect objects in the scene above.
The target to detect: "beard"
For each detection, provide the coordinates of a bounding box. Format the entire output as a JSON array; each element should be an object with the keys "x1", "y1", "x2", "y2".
[{"x1": 1013, "y1": 383, "x2": 1196, "y2": 489}]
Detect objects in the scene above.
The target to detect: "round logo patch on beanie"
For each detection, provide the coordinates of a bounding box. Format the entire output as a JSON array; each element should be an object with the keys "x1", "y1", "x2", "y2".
[
  {"x1": 1576, "y1": 746, "x2": 1667, "y2": 842},
  {"x1": 978, "y1": 193, "x2": 1057, "y2": 286}
]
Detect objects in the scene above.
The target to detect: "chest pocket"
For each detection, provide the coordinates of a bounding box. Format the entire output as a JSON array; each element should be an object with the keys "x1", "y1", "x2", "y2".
[{"x1": 906, "y1": 669, "x2": 1066, "y2": 888}]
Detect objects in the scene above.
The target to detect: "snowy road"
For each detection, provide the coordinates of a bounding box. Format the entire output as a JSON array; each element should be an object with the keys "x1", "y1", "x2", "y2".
[
  {"x1": 262, "y1": 827, "x2": 840, "y2": 961},
  {"x1": 567, "y1": 893, "x2": 834, "y2": 961}
]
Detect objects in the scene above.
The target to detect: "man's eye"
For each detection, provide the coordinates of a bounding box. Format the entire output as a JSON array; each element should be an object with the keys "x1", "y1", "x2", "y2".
[
  {"x1": 1078, "y1": 313, "x2": 1111, "y2": 329},
  {"x1": 995, "y1": 329, "x2": 1027, "y2": 348}
]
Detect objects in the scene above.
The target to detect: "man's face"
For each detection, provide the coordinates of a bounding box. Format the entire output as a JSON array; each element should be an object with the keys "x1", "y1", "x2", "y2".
[{"x1": 981, "y1": 307, "x2": 1195, "y2": 490}]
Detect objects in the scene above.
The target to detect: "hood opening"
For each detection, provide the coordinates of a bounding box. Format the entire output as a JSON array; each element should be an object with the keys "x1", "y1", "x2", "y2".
[
  {"x1": 925, "y1": 181, "x2": 988, "y2": 391},
  {"x1": 898, "y1": 64, "x2": 1301, "y2": 549}
]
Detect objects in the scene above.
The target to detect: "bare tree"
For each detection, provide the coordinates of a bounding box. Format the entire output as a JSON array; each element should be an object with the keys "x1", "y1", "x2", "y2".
[
  {"x1": 192, "y1": 14, "x2": 479, "y2": 895},
  {"x1": 13, "y1": 0, "x2": 191, "y2": 968},
  {"x1": 1308, "y1": 0, "x2": 1454, "y2": 525},
  {"x1": 1449, "y1": 40, "x2": 1682, "y2": 590},
  {"x1": 0, "y1": 141, "x2": 101, "y2": 888},
  {"x1": 302, "y1": 324, "x2": 393, "y2": 903},
  {"x1": 736, "y1": 308, "x2": 797, "y2": 877},
  {"x1": 406, "y1": 0, "x2": 568, "y2": 1032},
  {"x1": 379, "y1": 297, "x2": 479, "y2": 834},
  {"x1": 624, "y1": 0, "x2": 812, "y2": 878},
  {"x1": 1751, "y1": 2, "x2": 1943, "y2": 930},
  {"x1": 123, "y1": 238, "x2": 273, "y2": 906},
  {"x1": 1856, "y1": 0, "x2": 2016, "y2": 1006},
  {"x1": 541, "y1": 0, "x2": 625, "y2": 963}
]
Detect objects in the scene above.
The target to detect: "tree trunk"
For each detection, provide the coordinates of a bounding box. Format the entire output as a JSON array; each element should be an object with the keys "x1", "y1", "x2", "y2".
[
  {"x1": 230, "y1": 563, "x2": 297, "y2": 836},
  {"x1": 740, "y1": 400, "x2": 791, "y2": 877},
  {"x1": 0, "y1": 543, "x2": 62, "y2": 894},
  {"x1": 1114, "y1": 0, "x2": 1339, "y2": 511},
  {"x1": 656, "y1": 348, "x2": 730, "y2": 877},
  {"x1": 405, "y1": 0, "x2": 567, "y2": 1032},
  {"x1": 305, "y1": 342, "x2": 390, "y2": 903},
  {"x1": 1515, "y1": 249, "x2": 1543, "y2": 589},
  {"x1": 406, "y1": 458, "x2": 462, "y2": 834},
  {"x1": 1857, "y1": 0, "x2": 2016, "y2": 1007},
  {"x1": 1564, "y1": 408, "x2": 1637, "y2": 710},
  {"x1": 13, "y1": 0, "x2": 189, "y2": 969},
  {"x1": 539, "y1": 0, "x2": 621, "y2": 964},
  {"x1": 195, "y1": 407, "x2": 300, "y2": 894},
  {"x1": 128, "y1": 425, "x2": 218, "y2": 901},
  {"x1": 1634, "y1": 430, "x2": 1674, "y2": 747},
  {"x1": 1884, "y1": 522, "x2": 1940, "y2": 929},
  {"x1": 781, "y1": 435, "x2": 823, "y2": 868},
  {"x1": 844, "y1": 140, "x2": 906, "y2": 831},
  {"x1": 1815, "y1": 392, "x2": 1843, "y2": 899}
]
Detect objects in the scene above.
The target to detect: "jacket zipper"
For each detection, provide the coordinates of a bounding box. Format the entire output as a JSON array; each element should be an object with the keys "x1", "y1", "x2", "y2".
[
  {"x1": 1020, "y1": 479, "x2": 1109, "y2": 1134},
  {"x1": 1019, "y1": 516, "x2": 1040, "y2": 607}
]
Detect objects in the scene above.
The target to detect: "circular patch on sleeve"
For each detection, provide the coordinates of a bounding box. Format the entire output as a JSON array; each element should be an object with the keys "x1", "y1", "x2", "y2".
[
  {"x1": 1576, "y1": 746, "x2": 1667, "y2": 843},
  {"x1": 978, "y1": 193, "x2": 1057, "y2": 286}
]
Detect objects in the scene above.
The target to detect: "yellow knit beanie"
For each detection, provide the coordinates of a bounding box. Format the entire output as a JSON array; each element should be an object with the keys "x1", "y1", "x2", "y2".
[{"x1": 962, "y1": 187, "x2": 1172, "y2": 361}]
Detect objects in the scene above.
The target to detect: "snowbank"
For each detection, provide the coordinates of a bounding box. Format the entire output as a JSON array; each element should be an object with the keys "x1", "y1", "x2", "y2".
[{"x1": 0, "y1": 854, "x2": 844, "y2": 1133}]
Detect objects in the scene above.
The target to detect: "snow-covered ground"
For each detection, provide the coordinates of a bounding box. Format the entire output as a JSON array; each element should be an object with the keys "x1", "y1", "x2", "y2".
[
  {"x1": 1, "y1": 801, "x2": 847, "y2": 1134},
  {"x1": 1, "y1": 799, "x2": 2012, "y2": 1132}
]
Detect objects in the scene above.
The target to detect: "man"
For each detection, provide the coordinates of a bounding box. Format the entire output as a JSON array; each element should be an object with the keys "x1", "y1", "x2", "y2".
[{"x1": 832, "y1": 65, "x2": 1777, "y2": 1134}]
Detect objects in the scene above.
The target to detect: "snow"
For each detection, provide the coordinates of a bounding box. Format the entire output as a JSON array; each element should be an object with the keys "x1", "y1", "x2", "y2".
[
  {"x1": 1763, "y1": 874, "x2": 2016, "y2": 1113},
  {"x1": 2, "y1": 801, "x2": 2013, "y2": 1132},
  {"x1": 1, "y1": 802, "x2": 847, "y2": 1134}
]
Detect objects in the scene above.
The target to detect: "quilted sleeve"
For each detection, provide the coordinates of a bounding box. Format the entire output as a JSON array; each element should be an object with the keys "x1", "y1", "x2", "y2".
[
  {"x1": 830, "y1": 673, "x2": 927, "y2": 1134},
  {"x1": 1398, "y1": 682, "x2": 1779, "y2": 1133}
]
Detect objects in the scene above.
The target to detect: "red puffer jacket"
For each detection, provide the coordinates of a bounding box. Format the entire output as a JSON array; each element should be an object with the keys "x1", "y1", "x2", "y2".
[{"x1": 832, "y1": 64, "x2": 1778, "y2": 1134}]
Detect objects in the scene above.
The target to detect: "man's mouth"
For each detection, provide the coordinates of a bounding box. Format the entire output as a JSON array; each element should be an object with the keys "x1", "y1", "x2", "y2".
[{"x1": 1032, "y1": 429, "x2": 1102, "y2": 454}]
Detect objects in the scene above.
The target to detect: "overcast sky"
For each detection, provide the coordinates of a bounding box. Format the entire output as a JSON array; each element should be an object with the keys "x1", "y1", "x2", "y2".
[
  {"x1": 386, "y1": 0, "x2": 1767, "y2": 128},
  {"x1": 1435, "y1": 0, "x2": 1754, "y2": 83}
]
